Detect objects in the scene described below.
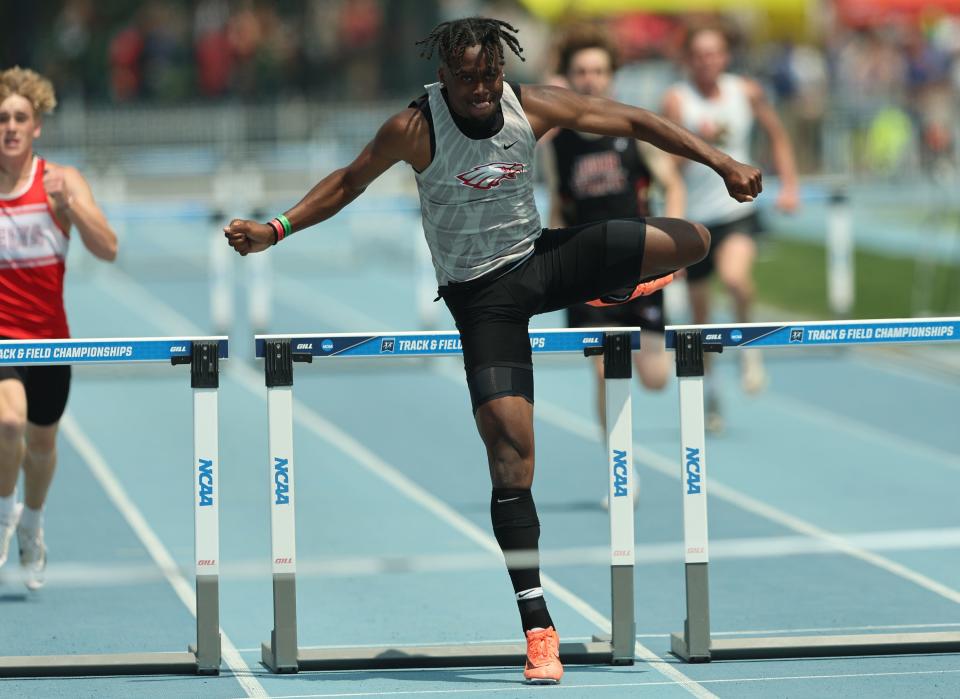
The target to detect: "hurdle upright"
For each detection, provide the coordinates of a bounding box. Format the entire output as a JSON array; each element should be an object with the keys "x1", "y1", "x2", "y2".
[
  {"x1": 665, "y1": 317, "x2": 960, "y2": 662},
  {"x1": 0, "y1": 336, "x2": 227, "y2": 677},
  {"x1": 256, "y1": 327, "x2": 640, "y2": 672}
]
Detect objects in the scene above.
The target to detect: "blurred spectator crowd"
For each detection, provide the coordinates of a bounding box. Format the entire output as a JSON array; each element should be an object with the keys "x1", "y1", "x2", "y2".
[{"x1": 2, "y1": 0, "x2": 958, "y2": 175}]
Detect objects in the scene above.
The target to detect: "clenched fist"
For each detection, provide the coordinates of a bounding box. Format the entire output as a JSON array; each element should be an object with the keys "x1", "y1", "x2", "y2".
[
  {"x1": 43, "y1": 165, "x2": 72, "y2": 210},
  {"x1": 719, "y1": 158, "x2": 762, "y2": 203},
  {"x1": 223, "y1": 218, "x2": 274, "y2": 256}
]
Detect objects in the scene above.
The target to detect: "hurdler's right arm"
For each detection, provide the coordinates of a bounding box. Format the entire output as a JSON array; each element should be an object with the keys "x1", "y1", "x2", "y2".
[{"x1": 224, "y1": 108, "x2": 425, "y2": 256}]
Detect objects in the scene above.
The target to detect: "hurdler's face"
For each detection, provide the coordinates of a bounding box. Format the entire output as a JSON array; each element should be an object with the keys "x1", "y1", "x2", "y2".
[{"x1": 440, "y1": 45, "x2": 505, "y2": 122}]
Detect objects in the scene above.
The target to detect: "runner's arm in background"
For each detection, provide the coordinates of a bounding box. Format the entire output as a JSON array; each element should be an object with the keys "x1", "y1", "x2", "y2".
[
  {"x1": 44, "y1": 164, "x2": 117, "y2": 261},
  {"x1": 639, "y1": 142, "x2": 686, "y2": 218},
  {"x1": 538, "y1": 144, "x2": 567, "y2": 229},
  {"x1": 745, "y1": 79, "x2": 800, "y2": 213}
]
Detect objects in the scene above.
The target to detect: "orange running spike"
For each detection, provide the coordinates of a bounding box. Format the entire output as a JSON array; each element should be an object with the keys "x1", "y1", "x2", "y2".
[
  {"x1": 586, "y1": 272, "x2": 675, "y2": 308},
  {"x1": 523, "y1": 626, "x2": 563, "y2": 684}
]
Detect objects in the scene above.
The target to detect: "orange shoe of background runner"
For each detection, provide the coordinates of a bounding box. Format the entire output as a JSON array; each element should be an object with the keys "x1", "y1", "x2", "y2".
[
  {"x1": 586, "y1": 272, "x2": 675, "y2": 307},
  {"x1": 523, "y1": 626, "x2": 563, "y2": 684}
]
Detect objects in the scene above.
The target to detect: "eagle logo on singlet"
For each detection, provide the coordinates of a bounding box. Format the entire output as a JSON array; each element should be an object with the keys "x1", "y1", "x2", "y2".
[{"x1": 456, "y1": 162, "x2": 526, "y2": 190}]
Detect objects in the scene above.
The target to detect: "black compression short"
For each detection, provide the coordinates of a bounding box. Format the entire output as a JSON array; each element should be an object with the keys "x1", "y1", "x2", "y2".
[
  {"x1": 0, "y1": 364, "x2": 72, "y2": 426},
  {"x1": 440, "y1": 218, "x2": 647, "y2": 409}
]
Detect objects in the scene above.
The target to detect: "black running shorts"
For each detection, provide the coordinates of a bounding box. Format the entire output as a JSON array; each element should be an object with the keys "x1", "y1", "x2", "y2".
[
  {"x1": 440, "y1": 218, "x2": 647, "y2": 402},
  {"x1": 0, "y1": 364, "x2": 72, "y2": 426}
]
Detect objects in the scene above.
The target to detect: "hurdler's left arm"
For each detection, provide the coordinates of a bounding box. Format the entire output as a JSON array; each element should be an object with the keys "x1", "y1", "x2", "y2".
[{"x1": 45, "y1": 165, "x2": 118, "y2": 261}]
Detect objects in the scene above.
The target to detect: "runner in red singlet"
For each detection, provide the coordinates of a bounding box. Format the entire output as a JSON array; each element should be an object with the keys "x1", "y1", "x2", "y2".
[{"x1": 0, "y1": 67, "x2": 118, "y2": 590}]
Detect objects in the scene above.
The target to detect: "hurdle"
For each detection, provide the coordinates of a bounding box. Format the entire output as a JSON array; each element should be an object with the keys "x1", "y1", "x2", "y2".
[
  {"x1": 255, "y1": 328, "x2": 640, "y2": 672},
  {"x1": 665, "y1": 317, "x2": 960, "y2": 662},
  {"x1": 0, "y1": 336, "x2": 227, "y2": 677}
]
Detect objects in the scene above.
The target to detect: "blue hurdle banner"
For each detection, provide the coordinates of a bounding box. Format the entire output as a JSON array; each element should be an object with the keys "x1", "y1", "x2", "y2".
[
  {"x1": 665, "y1": 317, "x2": 960, "y2": 350},
  {"x1": 255, "y1": 328, "x2": 641, "y2": 359},
  {"x1": 0, "y1": 337, "x2": 229, "y2": 366}
]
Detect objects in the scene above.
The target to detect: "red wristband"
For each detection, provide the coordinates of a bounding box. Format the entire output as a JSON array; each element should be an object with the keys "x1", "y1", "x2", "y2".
[{"x1": 267, "y1": 218, "x2": 284, "y2": 244}]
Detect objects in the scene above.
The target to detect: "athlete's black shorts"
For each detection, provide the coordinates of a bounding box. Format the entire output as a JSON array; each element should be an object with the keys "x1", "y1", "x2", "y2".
[
  {"x1": 440, "y1": 218, "x2": 646, "y2": 410},
  {"x1": 685, "y1": 211, "x2": 764, "y2": 282},
  {"x1": 566, "y1": 290, "x2": 666, "y2": 334},
  {"x1": 0, "y1": 363, "x2": 72, "y2": 426}
]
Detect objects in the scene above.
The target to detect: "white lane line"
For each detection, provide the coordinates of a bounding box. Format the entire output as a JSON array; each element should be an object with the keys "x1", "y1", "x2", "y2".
[
  {"x1": 316, "y1": 290, "x2": 960, "y2": 612},
  {"x1": 98, "y1": 266, "x2": 718, "y2": 699},
  {"x1": 534, "y1": 397, "x2": 960, "y2": 607},
  {"x1": 60, "y1": 415, "x2": 268, "y2": 696},
  {"x1": 33, "y1": 525, "x2": 960, "y2": 587},
  {"x1": 229, "y1": 668, "x2": 960, "y2": 698}
]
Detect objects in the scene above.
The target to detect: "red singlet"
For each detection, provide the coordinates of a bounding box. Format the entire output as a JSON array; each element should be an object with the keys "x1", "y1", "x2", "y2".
[{"x1": 0, "y1": 156, "x2": 70, "y2": 339}]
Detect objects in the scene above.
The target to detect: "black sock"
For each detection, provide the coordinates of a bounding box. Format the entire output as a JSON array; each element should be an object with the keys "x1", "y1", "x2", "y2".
[{"x1": 491, "y1": 488, "x2": 554, "y2": 632}]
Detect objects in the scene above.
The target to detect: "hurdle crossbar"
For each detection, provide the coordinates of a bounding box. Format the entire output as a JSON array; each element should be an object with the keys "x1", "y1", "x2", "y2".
[
  {"x1": 664, "y1": 317, "x2": 960, "y2": 662},
  {"x1": 0, "y1": 337, "x2": 227, "y2": 677},
  {"x1": 255, "y1": 328, "x2": 641, "y2": 672}
]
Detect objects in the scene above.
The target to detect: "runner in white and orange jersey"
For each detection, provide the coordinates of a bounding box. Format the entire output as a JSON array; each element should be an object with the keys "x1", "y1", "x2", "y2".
[{"x1": 0, "y1": 66, "x2": 117, "y2": 590}]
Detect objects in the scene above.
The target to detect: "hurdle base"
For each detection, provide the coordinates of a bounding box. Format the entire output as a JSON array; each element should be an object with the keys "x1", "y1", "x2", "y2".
[
  {"x1": 261, "y1": 636, "x2": 299, "y2": 674},
  {"x1": 0, "y1": 651, "x2": 200, "y2": 678},
  {"x1": 261, "y1": 639, "x2": 619, "y2": 672},
  {"x1": 671, "y1": 630, "x2": 960, "y2": 662}
]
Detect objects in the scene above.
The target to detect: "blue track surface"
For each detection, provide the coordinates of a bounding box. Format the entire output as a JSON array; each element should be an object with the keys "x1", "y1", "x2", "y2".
[{"x1": 1, "y1": 206, "x2": 958, "y2": 699}]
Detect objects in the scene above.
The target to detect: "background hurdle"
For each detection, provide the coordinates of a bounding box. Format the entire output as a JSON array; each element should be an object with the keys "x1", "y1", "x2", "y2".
[
  {"x1": 0, "y1": 336, "x2": 227, "y2": 677},
  {"x1": 665, "y1": 317, "x2": 960, "y2": 662},
  {"x1": 255, "y1": 328, "x2": 640, "y2": 672}
]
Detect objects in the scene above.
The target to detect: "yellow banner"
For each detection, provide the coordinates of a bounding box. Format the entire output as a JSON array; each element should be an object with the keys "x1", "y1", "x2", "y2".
[{"x1": 519, "y1": 0, "x2": 809, "y2": 22}]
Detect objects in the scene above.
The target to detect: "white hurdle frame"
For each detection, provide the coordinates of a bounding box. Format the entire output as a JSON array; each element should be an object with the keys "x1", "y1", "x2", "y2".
[
  {"x1": 255, "y1": 328, "x2": 640, "y2": 672},
  {"x1": 665, "y1": 317, "x2": 960, "y2": 662},
  {"x1": 0, "y1": 337, "x2": 227, "y2": 677}
]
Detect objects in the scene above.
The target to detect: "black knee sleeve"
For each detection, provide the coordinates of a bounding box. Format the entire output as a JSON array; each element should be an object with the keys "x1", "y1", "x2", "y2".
[{"x1": 467, "y1": 363, "x2": 533, "y2": 413}]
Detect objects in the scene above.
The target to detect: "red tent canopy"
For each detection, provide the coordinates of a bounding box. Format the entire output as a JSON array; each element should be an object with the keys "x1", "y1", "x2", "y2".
[{"x1": 835, "y1": 0, "x2": 960, "y2": 26}]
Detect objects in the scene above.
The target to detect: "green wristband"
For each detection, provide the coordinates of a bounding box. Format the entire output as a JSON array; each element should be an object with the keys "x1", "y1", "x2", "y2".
[{"x1": 277, "y1": 214, "x2": 292, "y2": 240}]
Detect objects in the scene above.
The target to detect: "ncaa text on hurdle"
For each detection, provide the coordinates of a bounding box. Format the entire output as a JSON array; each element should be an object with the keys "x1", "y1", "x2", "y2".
[
  {"x1": 666, "y1": 317, "x2": 960, "y2": 662},
  {"x1": 255, "y1": 328, "x2": 640, "y2": 672},
  {"x1": 0, "y1": 336, "x2": 227, "y2": 677}
]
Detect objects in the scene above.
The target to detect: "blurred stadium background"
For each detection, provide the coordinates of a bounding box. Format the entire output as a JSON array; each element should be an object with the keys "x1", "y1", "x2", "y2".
[{"x1": 3, "y1": 0, "x2": 959, "y2": 325}]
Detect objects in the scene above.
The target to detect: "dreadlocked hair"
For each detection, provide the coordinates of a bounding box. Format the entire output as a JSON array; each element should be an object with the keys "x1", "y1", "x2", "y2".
[{"x1": 416, "y1": 17, "x2": 525, "y2": 70}]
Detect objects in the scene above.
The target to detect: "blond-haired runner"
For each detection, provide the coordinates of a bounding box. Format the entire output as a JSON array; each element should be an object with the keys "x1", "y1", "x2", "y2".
[{"x1": 0, "y1": 67, "x2": 118, "y2": 589}]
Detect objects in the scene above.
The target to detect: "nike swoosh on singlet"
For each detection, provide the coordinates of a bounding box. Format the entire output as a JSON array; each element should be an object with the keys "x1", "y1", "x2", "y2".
[
  {"x1": 502, "y1": 140, "x2": 519, "y2": 150},
  {"x1": 497, "y1": 496, "x2": 521, "y2": 503}
]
